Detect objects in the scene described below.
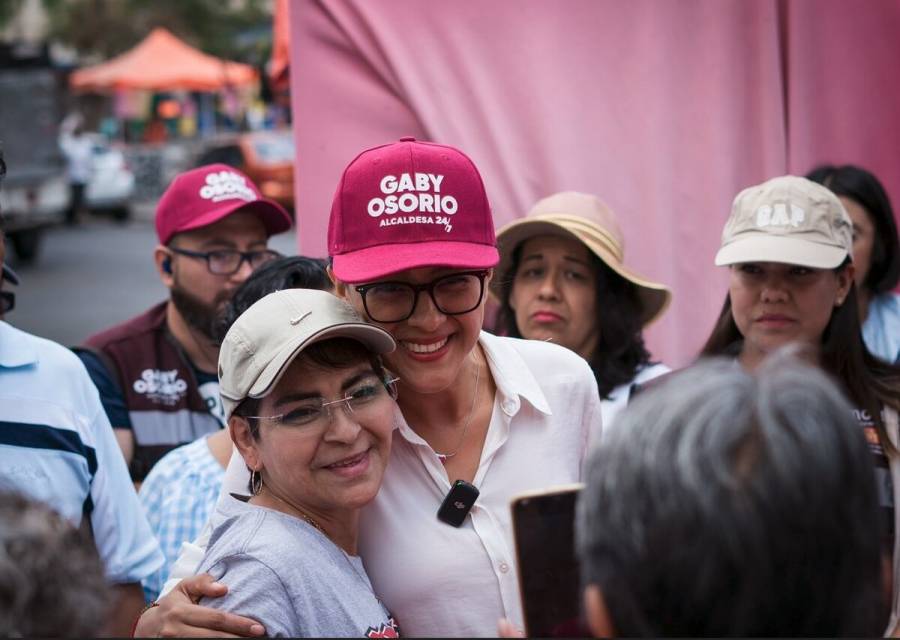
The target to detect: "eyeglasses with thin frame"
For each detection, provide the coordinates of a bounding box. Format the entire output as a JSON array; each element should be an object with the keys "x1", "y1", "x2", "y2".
[
  {"x1": 244, "y1": 375, "x2": 399, "y2": 430},
  {"x1": 354, "y1": 270, "x2": 489, "y2": 323},
  {"x1": 168, "y1": 247, "x2": 281, "y2": 276}
]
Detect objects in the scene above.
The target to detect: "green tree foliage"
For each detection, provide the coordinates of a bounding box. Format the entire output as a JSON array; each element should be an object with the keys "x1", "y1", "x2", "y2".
[
  {"x1": 0, "y1": 0, "x2": 26, "y2": 30},
  {"x1": 44, "y1": 0, "x2": 271, "y2": 64}
]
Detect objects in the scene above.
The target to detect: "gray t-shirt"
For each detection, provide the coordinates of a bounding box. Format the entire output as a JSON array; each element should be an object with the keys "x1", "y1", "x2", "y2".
[{"x1": 197, "y1": 496, "x2": 399, "y2": 638}]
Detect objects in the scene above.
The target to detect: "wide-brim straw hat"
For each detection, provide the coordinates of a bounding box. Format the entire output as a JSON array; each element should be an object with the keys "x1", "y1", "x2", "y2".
[{"x1": 493, "y1": 191, "x2": 672, "y2": 327}]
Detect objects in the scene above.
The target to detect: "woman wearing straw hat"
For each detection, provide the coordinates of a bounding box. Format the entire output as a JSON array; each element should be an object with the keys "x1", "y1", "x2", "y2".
[
  {"x1": 494, "y1": 191, "x2": 672, "y2": 426},
  {"x1": 699, "y1": 175, "x2": 900, "y2": 633}
]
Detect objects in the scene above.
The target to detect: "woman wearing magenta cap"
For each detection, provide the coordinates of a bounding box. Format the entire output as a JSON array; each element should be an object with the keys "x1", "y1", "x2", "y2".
[
  {"x1": 698, "y1": 175, "x2": 900, "y2": 632},
  {"x1": 135, "y1": 138, "x2": 601, "y2": 638}
]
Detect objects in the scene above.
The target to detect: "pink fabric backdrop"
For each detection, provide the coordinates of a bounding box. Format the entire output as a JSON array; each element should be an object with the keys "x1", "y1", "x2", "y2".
[{"x1": 289, "y1": 0, "x2": 900, "y2": 367}]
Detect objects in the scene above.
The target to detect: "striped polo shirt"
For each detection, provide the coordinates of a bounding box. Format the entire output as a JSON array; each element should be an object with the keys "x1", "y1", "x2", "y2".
[{"x1": 0, "y1": 320, "x2": 163, "y2": 583}]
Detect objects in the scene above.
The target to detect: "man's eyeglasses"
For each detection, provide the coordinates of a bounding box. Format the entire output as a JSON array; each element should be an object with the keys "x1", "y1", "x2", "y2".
[
  {"x1": 354, "y1": 270, "x2": 489, "y2": 323},
  {"x1": 245, "y1": 375, "x2": 399, "y2": 431},
  {"x1": 168, "y1": 247, "x2": 280, "y2": 276},
  {"x1": 0, "y1": 291, "x2": 13, "y2": 315}
]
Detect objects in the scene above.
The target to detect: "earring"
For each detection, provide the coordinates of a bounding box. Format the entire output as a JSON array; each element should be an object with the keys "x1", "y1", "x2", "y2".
[
  {"x1": 250, "y1": 469, "x2": 263, "y2": 496},
  {"x1": 835, "y1": 297, "x2": 845, "y2": 307}
]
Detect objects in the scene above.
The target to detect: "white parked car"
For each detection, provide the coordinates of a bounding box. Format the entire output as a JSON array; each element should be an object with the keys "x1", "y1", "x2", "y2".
[{"x1": 84, "y1": 134, "x2": 136, "y2": 221}]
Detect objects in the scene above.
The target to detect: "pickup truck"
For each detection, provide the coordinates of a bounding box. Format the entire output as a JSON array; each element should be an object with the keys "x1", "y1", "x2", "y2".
[{"x1": 0, "y1": 64, "x2": 68, "y2": 263}]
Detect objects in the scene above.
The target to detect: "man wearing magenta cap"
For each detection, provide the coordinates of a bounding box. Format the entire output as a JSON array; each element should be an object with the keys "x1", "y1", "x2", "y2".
[
  {"x1": 76, "y1": 164, "x2": 292, "y2": 483},
  {"x1": 138, "y1": 139, "x2": 602, "y2": 638}
]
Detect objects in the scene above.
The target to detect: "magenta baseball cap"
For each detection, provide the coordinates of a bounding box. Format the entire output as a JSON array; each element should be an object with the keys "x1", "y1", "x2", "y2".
[
  {"x1": 155, "y1": 163, "x2": 292, "y2": 245},
  {"x1": 328, "y1": 137, "x2": 499, "y2": 283}
]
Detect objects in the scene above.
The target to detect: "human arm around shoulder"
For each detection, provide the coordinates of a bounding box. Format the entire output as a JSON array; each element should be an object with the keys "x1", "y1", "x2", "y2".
[
  {"x1": 198, "y1": 556, "x2": 296, "y2": 638},
  {"x1": 134, "y1": 575, "x2": 265, "y2": 638}
]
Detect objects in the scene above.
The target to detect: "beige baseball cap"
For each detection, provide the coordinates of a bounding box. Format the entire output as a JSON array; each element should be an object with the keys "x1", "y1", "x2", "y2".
[
  {"x1": 218, "y1": 289, "x2": 396, "y2": 419},
  {"x1": 493, "y1": 191, "x2": 672, "y2": 327},
  {"x1": 715, "y1": 175, "x2": 852, "y2": 268}
]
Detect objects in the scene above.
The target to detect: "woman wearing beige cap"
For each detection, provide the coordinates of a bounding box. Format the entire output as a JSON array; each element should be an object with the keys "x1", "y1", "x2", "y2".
[
  {"x1": 700, "y1": 175, "x2": 900, "y2": 632},
  {"x1": 196, "y1": 288, "x2": 401, "y2": 637},
  {"x1": 494, "y1": 191, "x2": 672, "y2": 426}
]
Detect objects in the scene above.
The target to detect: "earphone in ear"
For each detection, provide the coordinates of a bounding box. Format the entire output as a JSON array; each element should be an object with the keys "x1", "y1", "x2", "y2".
[{"x1": 162, "y1": 257, "x2": 172, "y2": 274}]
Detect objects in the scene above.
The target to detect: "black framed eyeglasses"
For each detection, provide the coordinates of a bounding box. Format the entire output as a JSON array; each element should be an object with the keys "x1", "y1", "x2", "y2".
[
  {"x1": 169, "y1": 247, "x2": 281, "y2": 276},
  {"x1": 354, "y1": 270, "x2": 489, "y2": 323},
  {"x1": 0, "y1": 291, "x2": 14, "y2": 315}
]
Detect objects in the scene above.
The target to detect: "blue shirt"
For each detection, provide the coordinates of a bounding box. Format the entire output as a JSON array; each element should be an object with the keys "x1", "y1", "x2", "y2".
[
  {"x1": 0, "y1": 321, "x2": 163, "y2": 583},
  {"x1": 863, "y1": 292, "x2": 900, "y2": 365},
  {"x1": 139, "y1": 434, "x2": 225, "y2": 601}
]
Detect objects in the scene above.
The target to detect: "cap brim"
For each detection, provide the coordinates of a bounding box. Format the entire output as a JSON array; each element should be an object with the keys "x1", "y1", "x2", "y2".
[
  {"x1": 332, "y1": 241, "x2": 499, "y2": 284},
  {"x1": 161, "y1": 198, "x2": 292, "y2": 244},
  {"x1": 2, "y1": 263, "x2": 19, "y2": 286},
  {"x1": 493, "y1": 218, "x2": 672, "y2": 327},
  {"x1": 715, "y1": 235, "x2": 848, "y2": 269},
  {"x1": 247, "y1": 322, "x2": 396, "y2": 400}
]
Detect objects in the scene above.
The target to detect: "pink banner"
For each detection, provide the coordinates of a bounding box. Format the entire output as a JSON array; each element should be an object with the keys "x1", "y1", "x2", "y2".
[{"x1": 290, "y1": 0, "x2": 900, "y2": 366}]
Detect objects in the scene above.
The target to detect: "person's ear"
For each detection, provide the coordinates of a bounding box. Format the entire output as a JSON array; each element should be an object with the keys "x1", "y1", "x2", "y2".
[
  {"x1": 328, "y1": 265, "x2": 349, "y2": 299},
  {"x1": 229, "y1": 416, "x2": 261, "y2": 472},
  {"x1": 834, "y1": 263, "x2": 855, "y2": 307},
  {"x1": 584, "y1": 584, "x2": 616, "y2": 638},
  {"x1": 154, "y1": 245, "x2": 175, "y2": 287}
]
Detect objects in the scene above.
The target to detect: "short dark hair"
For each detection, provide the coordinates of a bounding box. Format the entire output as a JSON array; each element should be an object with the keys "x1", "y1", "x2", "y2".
[
  {"x1": 0, "y1": 491, "x2": 111, "y2": 637},
  {"x1": 577, "y1": 357, "x2": 884, "y2": 636},
  {"x1": 806, "y1": 164, "x2": 900, "y2": 294},
  {"x1": 215, "y1": 255, "x2": 331, "y2": 342},
  {"x1": 495, "y1": 244, "x2": 652, "y2": 398}
]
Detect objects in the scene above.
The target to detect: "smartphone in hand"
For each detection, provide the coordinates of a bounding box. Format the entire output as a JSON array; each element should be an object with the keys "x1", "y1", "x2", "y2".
[{"x1": 510, "y1": 484, "x2": 588, "y2": 638}]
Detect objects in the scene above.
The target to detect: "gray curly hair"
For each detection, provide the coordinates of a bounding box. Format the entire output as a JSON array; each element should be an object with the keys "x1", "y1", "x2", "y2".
[{"x1": 0, "y1": 491, "x2": 110, "y2": 637}]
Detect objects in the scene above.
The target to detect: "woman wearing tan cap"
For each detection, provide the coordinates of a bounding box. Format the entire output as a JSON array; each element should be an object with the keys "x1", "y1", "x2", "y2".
[
  {"x1": 201, "y1": 289, "x2": 400, "y2": 637},
  {"x1": 700, "y1": 175, "x2": 900, "y2": 634},
  {"x1": 494, "y1": 191, "x2": 672, "y2": 426}
]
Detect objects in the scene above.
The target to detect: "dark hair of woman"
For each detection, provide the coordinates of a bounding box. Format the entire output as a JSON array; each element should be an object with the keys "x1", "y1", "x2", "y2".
[
  {"x1": 495, "y1": 244, "x2": 652, "y2": 398},
  {"x1": 215, "y1": 256, "x2": 331, "y2": 343},
  {"x1": 806, "y1": 164, "x2": 900, "y2": 294},
  {"x1": 700, "y1": 259, "x2": 900, "y2": 454}
]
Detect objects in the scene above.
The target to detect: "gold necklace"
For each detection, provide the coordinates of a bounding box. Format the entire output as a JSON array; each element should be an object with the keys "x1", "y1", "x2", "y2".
[
  {"x1": 434, "y1": 357, "x2": 481, "y2": 464},
  {"x1": 261, "y1": 487, "x2": 329, "y2": 538}
]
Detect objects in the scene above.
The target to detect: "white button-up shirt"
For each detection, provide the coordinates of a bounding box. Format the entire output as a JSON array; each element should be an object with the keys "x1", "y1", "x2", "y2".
[{"x1": 357, "y1": 332, "x2": 601, "y2": 636}]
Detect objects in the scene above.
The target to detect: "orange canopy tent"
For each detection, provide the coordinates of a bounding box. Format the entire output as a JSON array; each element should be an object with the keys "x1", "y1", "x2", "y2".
[{"x1": 70, "y1": 27, "x2": 257, "y2": 92}]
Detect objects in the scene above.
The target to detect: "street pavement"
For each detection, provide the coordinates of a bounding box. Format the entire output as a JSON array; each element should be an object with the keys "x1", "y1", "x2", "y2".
[{"x1": 6, "y1": 207, "x2": 299, "y2": 347}]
